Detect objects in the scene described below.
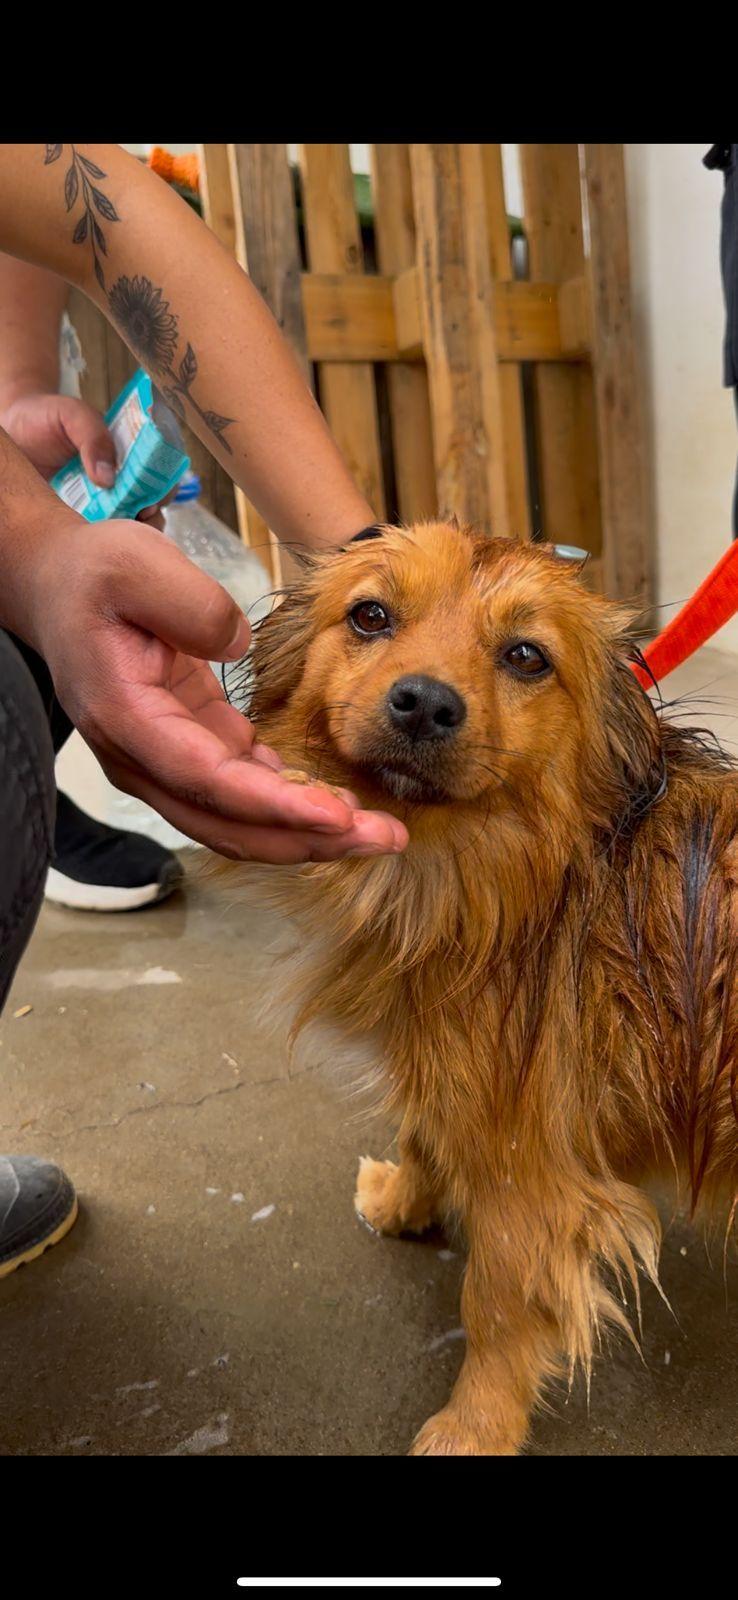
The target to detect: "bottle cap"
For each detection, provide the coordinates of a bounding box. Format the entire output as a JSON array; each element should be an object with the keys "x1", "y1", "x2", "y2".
[{"x1": 173, "y1": 471, "x2": 202, "y2": 503}]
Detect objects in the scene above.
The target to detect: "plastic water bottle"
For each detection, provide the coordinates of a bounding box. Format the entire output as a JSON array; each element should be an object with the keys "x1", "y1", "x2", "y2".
[{"x1": 163, "y1": 472, "x2": 273, "y2": 625}]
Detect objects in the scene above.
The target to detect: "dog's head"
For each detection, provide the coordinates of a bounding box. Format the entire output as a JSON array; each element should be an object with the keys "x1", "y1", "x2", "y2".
[{"x1": 247, "y1": 522, "x2": 662, "y2": 847}]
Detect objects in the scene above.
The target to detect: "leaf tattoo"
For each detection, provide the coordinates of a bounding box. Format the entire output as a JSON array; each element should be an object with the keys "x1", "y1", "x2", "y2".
[
  {"x1": 202, "y1": 410, "x2": 233, "y2": 438},
  {"x1": 46, "y1": 144, "x2": 119, "y2": 289},
  {"x1": 91, "y1": 186, "x2": 118, "y2": 222},
  {"x1": 78, "y1": 154, "x2": 105, "y2": 180},
  {"x1": 64, "y1": 164, "x2": 79, "y2": 210},
  {"x1": 179, "y1": 343, "x2": 198, "y2": 387}
]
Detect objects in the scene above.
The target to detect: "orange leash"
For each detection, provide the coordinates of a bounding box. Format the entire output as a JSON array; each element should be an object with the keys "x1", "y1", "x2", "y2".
[{"x1": 632, "y1": 541, "x2": 738, "y2": 687}]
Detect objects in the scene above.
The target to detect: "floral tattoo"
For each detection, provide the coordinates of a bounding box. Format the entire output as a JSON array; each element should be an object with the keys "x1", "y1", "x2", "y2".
[
  {"x1": 108, "y1": 276, "x2": 234, "y2": 453},
  {"x1": 45, "y1": 146, "x2": 234, "y2": 453}
]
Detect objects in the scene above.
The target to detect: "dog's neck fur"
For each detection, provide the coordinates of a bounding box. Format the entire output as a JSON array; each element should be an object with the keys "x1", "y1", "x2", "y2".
[{"x1": 276, "y1": 794, "x2": 588, "y2": 1113}]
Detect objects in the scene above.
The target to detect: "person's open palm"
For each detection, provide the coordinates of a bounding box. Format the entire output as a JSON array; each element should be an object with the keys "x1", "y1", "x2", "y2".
[{"x1": 27, "y1": 516, "x2": 408, "y2": 863}]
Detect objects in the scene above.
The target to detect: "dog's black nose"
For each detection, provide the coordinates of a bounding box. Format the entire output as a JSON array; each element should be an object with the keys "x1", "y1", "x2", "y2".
[{"x1": 387, "y1": 675, "x2": 467, "y2": 741}]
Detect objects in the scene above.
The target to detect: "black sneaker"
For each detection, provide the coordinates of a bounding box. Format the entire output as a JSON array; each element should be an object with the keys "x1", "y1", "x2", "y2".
[
  {"x1": 45, "y1": 793, "x2": 184, "y2": 912},
  {"x1": 0, "y1": 1155, "x2": 78, "y2": 1279}
]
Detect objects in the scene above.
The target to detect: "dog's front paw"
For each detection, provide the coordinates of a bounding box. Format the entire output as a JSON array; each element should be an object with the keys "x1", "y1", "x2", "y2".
[
  {"x1": 354, "y1": 1155, "x2": 436, "y2": 1237},
  {"x1": 409, "y1": 1405, "x2": 519, "y2": 1457}
]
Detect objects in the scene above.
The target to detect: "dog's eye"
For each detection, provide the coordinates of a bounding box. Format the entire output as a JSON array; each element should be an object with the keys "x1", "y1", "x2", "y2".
[
  {"x1": 349, "y1": 601, "x2": 391, "y2": 637},
  {"x1": 501, "y1": 641, "x2": 551, "y2": 679}
]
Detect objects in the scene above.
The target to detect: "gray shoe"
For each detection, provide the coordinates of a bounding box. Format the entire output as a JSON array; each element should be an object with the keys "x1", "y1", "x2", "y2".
[{"x1": 0, "y1": 1155, "x2": 78, "y2": 1279}]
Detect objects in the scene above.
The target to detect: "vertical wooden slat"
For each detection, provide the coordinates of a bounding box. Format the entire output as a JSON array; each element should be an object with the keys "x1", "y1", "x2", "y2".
[
  {"x1": 480, "y1": 145, "x2": 531, "y2": 539},
  {"x1": 370, "y1": 144, "x2": 436, "y2": 523},
  {"x1": 299, "y1": 144, "x2": 386, "y2": 518},
  {"x1": 228, "y1": 143, "x2": 313, "y2": 584},
  {"x1": 410, "y1": 143, "x2": 512, "y2": 534},
  {"x1": 219, "y1": 147, "x2": 278, "y2": 583},
  {"x1": 519, "y1": 144, "x2": 602, "y2": 559},
  {"x1": 583, "y1": 144, "x2": 650, "y2": 605},
  {"x1": 197, "y1": 143, "x2": 238, "y2": 256}
]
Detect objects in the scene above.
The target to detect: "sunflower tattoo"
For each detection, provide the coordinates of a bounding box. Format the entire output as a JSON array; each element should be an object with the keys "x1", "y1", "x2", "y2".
[
  {"x1": 45, "y1": 146, "x2": 234, "y2": 454},
  {"x1": 107, "y1": 275, "x2": 234, "y2": 451},
  {"x1": 108, "y1": 277, "x2": 178, "y2": 370}
]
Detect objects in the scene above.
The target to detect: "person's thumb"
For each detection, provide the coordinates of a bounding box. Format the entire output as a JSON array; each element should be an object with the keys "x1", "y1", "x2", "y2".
[
  {"x1": 60, "y1": 397, "x2": 117, "y2": 487},
  {"x1": 108, "y1": 524, "x2": 252, "y2": 662}
]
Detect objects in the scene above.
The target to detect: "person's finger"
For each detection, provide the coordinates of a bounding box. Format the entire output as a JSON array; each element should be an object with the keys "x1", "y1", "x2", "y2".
[
  {"x1": 97, "y1": 687, "x2": 360, "y2": 834},
  {"x1": 59, "y1": 397, "x2": 117, "y2": 487},
  {"x1": 101, "y1": 762, "x2": 408, "y2": 862},
  {"x1": 136, "y1": 504, "x2": 166, "y2": 531},
  {"x1": 251, "y1": 742, "x2": 283, "y2": 772},
  {"x1": 109, "y1": 528, "x2": 252, "y2": 662}
]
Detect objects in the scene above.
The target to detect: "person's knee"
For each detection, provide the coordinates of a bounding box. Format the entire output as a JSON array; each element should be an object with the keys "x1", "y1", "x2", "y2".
[{"x1": 0, "y1": 631, "x2": 56, "y2": 1008}]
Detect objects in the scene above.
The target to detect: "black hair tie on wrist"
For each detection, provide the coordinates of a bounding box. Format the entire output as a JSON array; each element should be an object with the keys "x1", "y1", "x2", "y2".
[{"x1": 349, "y1": 524, "x2": 384, "y2": 543}]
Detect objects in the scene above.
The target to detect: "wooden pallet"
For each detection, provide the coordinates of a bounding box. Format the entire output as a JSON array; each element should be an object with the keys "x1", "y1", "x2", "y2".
[{"x1": 71, "y1": 144, "x2": 650, "y2": 606}]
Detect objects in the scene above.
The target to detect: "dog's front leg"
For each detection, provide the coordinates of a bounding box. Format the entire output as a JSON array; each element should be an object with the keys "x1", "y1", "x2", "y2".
[{"x1": 410, "y1": 1210, "x2": 557, "y2": 1456}]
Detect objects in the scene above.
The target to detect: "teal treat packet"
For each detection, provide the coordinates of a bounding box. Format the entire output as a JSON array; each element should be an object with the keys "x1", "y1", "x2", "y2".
[{"x1": 51, "y1": 368, "x2": 189, "y2": 521}]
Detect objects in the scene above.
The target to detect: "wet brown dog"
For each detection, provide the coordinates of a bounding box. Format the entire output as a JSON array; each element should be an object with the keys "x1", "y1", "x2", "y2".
[{"x1": 217, "y1": 520, "x2": 738, "y2": 1455}]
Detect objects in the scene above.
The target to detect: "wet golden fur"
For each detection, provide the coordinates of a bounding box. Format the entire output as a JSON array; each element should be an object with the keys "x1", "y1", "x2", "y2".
[{"x1": 213, "y1": 522, "x2": 738, "y2": 1455}]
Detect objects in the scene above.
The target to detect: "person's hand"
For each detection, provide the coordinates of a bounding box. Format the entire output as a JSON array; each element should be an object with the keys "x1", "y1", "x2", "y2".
[
  {"x1": 0, "y1": 390, "x2": 169, "y2": 528},
  {"x1": 23, "y1": 514, "x2": 408, "y2": 864}
]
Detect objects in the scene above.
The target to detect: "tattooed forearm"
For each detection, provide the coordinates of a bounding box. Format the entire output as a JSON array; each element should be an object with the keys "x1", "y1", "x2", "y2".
[
  {"x1": 108, "y1": 275, "x2": 234, "y2": 453},
  {"x1": 44, "y1": 147, "x2": 234, "y2": 454},
  {"x1": 44, "y1": 143, "x2": 119, "y2": 290}
]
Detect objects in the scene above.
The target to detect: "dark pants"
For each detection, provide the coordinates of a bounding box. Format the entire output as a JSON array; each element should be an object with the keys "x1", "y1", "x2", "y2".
[{"x1": 0, "y1": 633, "x2": 66, "y2": 1014}]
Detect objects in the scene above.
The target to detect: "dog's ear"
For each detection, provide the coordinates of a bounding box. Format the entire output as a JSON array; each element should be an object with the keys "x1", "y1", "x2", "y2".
[{"x1": 249, "y1": 584, "x2": 316, "y2": 718}]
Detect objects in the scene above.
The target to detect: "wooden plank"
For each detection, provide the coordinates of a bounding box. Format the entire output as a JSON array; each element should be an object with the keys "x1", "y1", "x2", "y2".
[
  {"x1": 299, "y1": 145, "x2": 386, "y2": 518},
  {"x1": 370, "y1": 144, "x2": 436, "y2": 523},
  {"x1": 583, "y1": 144, "x2": 650, "y2": 605},
  {"x1": 558, "y1": 274, "x2": 591, "y2": 358},
  {"x1": 197, "y1": 143, "x2": 238, "y2": 256},
  {"x1": 520, "y1": 144, "x2": 602, "y2": 554},
  {"x1": 409, "y1": 143, "x2": 514, "y2": 534},
  {"x1": 480, "y1": 145, "x2": 530, "y2": 539},
  {"x1": 392, "y1": 267, "x2": 423, "y2": 359},
  {"x1": 390, "y1": 268, "x2": 583, "y2": 364},
  {"x1": 188, "y1": 147, "x2": 245, "y2": 532},
  {"x1": 300, "y1": 269, "x2": 589, "y2": 364},
  {"x1": 224, "y1": 144, "x2": 277, "y2": 580},
  {"x1": 302, "y1": 273, "x2": 397, "y2": 361},
  {"x1": 493, "y1": 281, "x2": 565, "y2": 362},
  {"x1": 228, "y1": 143, "x2": 316, "y2": 587}
]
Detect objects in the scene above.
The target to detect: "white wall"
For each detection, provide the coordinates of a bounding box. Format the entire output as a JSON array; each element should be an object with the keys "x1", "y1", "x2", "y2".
[{"x1": 624, "y1": 144, "x2": 737, "y2": 646}]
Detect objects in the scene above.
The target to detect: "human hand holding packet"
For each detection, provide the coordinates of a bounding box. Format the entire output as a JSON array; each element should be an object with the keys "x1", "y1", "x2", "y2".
[{"x1": 50, "y1": 368, "x2": 189, "y2": 521}]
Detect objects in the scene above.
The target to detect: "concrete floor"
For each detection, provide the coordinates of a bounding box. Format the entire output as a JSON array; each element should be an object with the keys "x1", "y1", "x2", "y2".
[{"x1": 1, "y1": 647, "x2": 738, "y2": 1457}]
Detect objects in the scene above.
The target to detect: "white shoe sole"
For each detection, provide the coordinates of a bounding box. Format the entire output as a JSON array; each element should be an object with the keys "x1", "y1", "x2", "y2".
[{"x1": 44, "y1": 866, "x2": 178, "y2": 912}]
